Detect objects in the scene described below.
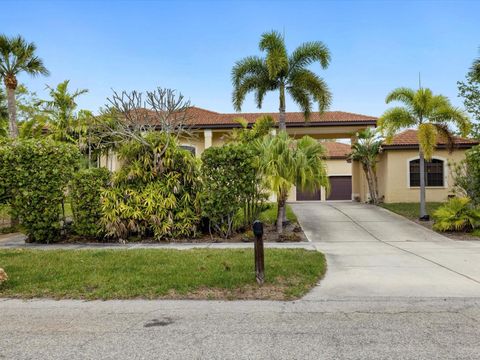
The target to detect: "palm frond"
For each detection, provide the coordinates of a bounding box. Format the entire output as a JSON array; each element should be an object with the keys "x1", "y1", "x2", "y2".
[
  {"x1": 259, "y1": 30, "x2": 288, "y2": 79},
  {"x1": 418, "y1": 123, "x2": 437, "y2": 160},
  {"x1": 289, "y1": 41, "x2": 331, "y2": 73},
  {"x1": 288, "y1": 68, "x2": 331, "y2": 114},
  {"x1": 378, "y1": 107, "x2": 416, "y2": 142},
  {"x1": 385, "y1": 87, "x2": 416, "y2": 106}
]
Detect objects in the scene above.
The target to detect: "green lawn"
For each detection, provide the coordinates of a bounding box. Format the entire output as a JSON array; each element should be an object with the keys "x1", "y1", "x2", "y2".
[
  {"x1": 380, "y1": 202, "x2": 443, "y2": 220},
  {"x1": 0, "y1": 248, "x2": 325, "y2": 300},
  {"x1": 259, "y1": 203, "x2": 297, "y2": 224}
]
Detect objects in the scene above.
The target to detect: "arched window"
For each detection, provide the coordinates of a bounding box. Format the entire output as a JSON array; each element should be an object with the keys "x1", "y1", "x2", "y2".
[
  {"x1": 180, "y1": 145, "x2": 196, "y2": 156},
  {"x1": 409, "y1": 158, "x2": 444, "y2": 187}
]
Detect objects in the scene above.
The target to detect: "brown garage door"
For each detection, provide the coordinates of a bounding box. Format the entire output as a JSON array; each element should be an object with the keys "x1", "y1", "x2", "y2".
[
  {"x1": 327, "y1": 176, "x2": 352, "y2": 200},
  {"x1": 296, "y1": 187, "x2": 321, "y2": 201}
]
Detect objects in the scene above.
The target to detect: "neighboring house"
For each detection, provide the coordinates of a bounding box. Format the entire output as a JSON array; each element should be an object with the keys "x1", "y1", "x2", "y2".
[
  {"x1": 375, "y1": 130, "x2": 479, "y2": 203},
  {"x1": 99, "y1": 107, "x2": 479, "y2": 203}
]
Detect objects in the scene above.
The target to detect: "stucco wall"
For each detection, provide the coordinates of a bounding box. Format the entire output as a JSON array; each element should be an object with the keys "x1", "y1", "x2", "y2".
[{"x1": 378, "y1": 149, "x2": 467, "y2": 203}]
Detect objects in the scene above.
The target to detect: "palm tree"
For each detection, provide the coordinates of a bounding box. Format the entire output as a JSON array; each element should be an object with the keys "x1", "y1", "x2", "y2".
[
  {"x1": 232, "y1": 31, "x2": 331, "y2": 130},
  {"x1": 42, "y1": 80, "x2": 88, "y2": 142},
  {"x1": 0, "y1": 35, "x2": 49, "y2": 138},
  {"x1": 379, "y1": 87, "x2": 471, "y2": 220},
  {"x1": 257, "y1": 131, "x2": 329, "y2": 234},
  {"x1": 348, "y1": 129, "x2": 382, "y2": 204}
]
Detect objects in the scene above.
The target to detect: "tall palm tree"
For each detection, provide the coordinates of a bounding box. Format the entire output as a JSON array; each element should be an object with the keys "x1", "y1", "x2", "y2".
[
  {"x1": 232, "y1": 31, "x2": 331, "y2": 130},
  {"x1": 257, "y1": 131, "x2": 329, "y2": 234},
  {"x1": 0, "y1": 35, "x2": 49, "y2": 138},
  {"x1": 348, "y1": 129, "x2": 382, "y2": 204},
  {"x1": 379, "y1": 87, "x2": 471, "y2": 220},
  {"x1": 42, "y1": 79, "x2": 88, "y2": 142}
]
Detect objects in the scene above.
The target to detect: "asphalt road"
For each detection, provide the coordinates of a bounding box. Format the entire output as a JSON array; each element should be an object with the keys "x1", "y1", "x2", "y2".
[{"x1": 1, "y1": 298, "x2": 480, "y2": 359}]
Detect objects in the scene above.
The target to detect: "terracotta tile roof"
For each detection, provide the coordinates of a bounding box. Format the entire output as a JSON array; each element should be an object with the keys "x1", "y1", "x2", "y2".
[
  {"x1": 382, "y1": 129, "x2": 479, "y2": 149},
  {"x1": 322, "y1": 141, "x2": 351, "y2": 159},
  {"x1": 139, "y1": 106, "x2": 377, "y2": 128}
]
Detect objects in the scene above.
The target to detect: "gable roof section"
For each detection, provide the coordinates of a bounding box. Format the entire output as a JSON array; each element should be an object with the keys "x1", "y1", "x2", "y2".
[
  {"x1": 382, "y1": 129, "x2": 479, "y2": 150},
  {"x1": 322, "y1": 141, "x2": 351, "y2": 159},
  {"x1": 140, "y1": 106, "x2": 377, "y2": 129}
]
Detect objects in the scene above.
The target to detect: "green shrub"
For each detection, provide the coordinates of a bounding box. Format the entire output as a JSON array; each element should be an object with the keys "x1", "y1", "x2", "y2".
[
  {"x1": 201, "y1": 144, "x2": 263, "y2": 238},
  {"x1": 100, "y1": 132, "x2": 201, "y2": 241},
  {"x1": 70, "y1": 167, "x2": 111, "y2": 237},
  {"x1": 433, "y1": 197, "x2": 480, "y2": 232},
  {"x1": 452, "y1": 145, "x2": 480, "y2": 205},
  {"x1": 0, "y1": 139, "x2": 80, "y2": 242}
]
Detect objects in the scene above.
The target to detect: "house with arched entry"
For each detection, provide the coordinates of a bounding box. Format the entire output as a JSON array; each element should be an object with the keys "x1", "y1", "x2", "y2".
[{"x1": 99, "y1": 107, "x2": 479, "y2": 203}]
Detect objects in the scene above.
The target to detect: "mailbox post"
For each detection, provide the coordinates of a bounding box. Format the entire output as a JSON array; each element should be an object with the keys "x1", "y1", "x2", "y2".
[{"x1": 252, "y1": 220, "x2": 265, "y2": 285}]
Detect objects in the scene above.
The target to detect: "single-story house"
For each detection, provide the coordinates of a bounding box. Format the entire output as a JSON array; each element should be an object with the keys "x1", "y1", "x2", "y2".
[{"x1": 99, "y1": 107, "x2": 479, "y2": 203}]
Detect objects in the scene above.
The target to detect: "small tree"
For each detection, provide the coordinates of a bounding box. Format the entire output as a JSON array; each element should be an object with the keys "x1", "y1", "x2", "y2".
[
  {"x1": 458, "y1": 56, "x2": 480, "y2": 139},
  {"x1": 257, "y1": 131, "x2": 329, "y2": 234},
  {"x1": 348, "y1": 129, "x2": 382, "y2": 204},
  {"x1": 201, "y1": 144, "x2": 258, "y2": 238}
]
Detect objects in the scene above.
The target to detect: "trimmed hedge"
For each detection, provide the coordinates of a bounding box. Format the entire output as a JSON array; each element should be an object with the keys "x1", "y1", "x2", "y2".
[
  {"x1": 70, "y1": 167, "x2": 111, "y2": 238},
  {"x1": 0, "y1": 139, "x2": 80, "y2": 242}
]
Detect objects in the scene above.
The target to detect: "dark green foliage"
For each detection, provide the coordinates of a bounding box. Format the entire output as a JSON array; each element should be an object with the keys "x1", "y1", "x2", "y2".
[
  {"x1": 0, "y1": 139, "x2": 80, "y2": 242},
  {"x1": 433, "y1": 197, "x2": 480, "y2": 232},
  {"x1": 451, "y1": 145, "x2": 480, "y2": 205},
  {"x1": 100, "y1": 132, "x2": 201, "y2": 240},
  {"x1": 201, "y1": 144, "x2": 262, "y2": 238},
  {"x1": 457, "y1": 69, "x2": 480, "y2": 139},
  {"x1": 70, "y1": 168, "x2": 111, "y2": 237}
]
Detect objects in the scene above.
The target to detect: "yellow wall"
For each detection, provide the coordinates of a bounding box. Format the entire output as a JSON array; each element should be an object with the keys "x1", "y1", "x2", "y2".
[{"x1": 378, "y1": 149, "x2": 467, "y2": 203}]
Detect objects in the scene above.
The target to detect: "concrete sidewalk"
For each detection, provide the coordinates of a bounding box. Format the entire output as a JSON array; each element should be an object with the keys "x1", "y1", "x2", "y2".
[
  {"x1": 291, "y1": 202, "x2": 480, "y2": 299},
  {"x1": 0, "y1": 232, "x2": 316, "y2": 250}
]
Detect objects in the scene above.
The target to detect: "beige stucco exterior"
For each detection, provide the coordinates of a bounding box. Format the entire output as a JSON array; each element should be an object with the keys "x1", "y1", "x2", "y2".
[{"x1": 360, "y1": 148, "x2": 469, "y2": 203}]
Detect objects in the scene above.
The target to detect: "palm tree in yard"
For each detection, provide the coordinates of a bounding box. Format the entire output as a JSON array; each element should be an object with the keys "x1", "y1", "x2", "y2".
[
  {"x1": 257, "y1": 132, "x2": 329, "y2": 235},
  {"x1": 0, "y1": 35, "x2": 49, "y2": 138},
  {"x1": 42, "y1": 79, "x2": 89, "y2": 142},
  {"x1": 348, "y1": 128, "x2": 382, "y2": 205},
  {"x1": 232, "y1": 30, "x2": 331, "y2": 130},
  {"x1": 379, "y1": 87, "x2": 471, "y2": 220}
]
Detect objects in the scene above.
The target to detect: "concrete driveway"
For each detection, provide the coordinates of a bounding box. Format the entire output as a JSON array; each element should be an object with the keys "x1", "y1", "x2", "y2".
[{"x1": 291, "y1": 202, "x2": 480, "y2": 298}]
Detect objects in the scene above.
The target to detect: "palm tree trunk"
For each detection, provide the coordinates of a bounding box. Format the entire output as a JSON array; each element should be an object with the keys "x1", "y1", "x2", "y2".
[
  {"x1": 419, "y1": 150, "x2": 428, "y2": 220},
  {"x1": 278, "y1": 83, "x2": 286, "y2": 131},
  {"x1": 6, "y1": 86, "x2": 18, "y2": 138},
  {"x1": 276, "y1": 194, "x2": 286, "y2": 235}
]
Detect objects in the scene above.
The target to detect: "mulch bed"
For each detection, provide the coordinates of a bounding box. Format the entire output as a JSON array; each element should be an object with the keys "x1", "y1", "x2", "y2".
[
  {"x1": 412, "y1": 218, "x2": 480, "y2": 241},
  {"x1": 61, "y1": 222, "x2": 307, "y2": 244}
]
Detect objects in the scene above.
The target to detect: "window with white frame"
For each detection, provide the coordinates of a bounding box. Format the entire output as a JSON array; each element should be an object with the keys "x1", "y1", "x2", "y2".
[
  {"x1": 409, "y1": 158, "x2": 444, "y2": 187},
  {"x1": 180, "y1": 145, "x2": 196, "y2": 156}
]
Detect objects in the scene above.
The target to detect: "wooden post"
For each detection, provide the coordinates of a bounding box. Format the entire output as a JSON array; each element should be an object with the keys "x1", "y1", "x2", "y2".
[{"x1": 252, "y1": 220, "x2": 265, "y2": 285}]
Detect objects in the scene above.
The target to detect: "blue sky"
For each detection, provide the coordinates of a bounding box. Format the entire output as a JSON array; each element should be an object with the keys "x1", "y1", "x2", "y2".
[{"x1": 1, "y1": 0, "x2": 479, "y2": 117}]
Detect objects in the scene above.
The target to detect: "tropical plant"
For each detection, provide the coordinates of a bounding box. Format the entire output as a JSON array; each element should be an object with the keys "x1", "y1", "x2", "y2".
[
  {"x1": 458, "y1": 53, "x2": 480, "y2": 139},
  {"x1": 100, "y1": 132, "x2": 201, "y2": 241},
  {"x1": 224, "y1": 115, "x2": 275, "y2": 143},
  {"x1": 257, "y1": 131, "x2": 329, "y2": 234},
  {"x1": 70, "y1": 167, "x2": 111, "y2": 238},
  {"x1": 348, "y1": 128, "x2": 382, "y2": 204},
  {"x1": 0, "y1": 139, "x2": 80, "y2": 242},
  {"x1": 0, "y1": 89, "x2": 7, "y2": 137},
  {"x1": 201, "y1": 144, "x2": 263, "y2": 238},
  {"x1": 41, "y1": 79, "x2": 89, "y2": 142},
  {"x1": 433, "y1": 197, "x2": 480, "y2": 232},
  {"x1": 0, "y1": 34, "x2": 49, "y2": 138},
  {"x1": 378, "y1": 87, "x2": 471, "y2": 219},
  {"x1": 232, "y1": 30, "x2": 331, "y2": 130},
  {"x1": 450, "y1": 145, "x2": 480, "y2": 205}
]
